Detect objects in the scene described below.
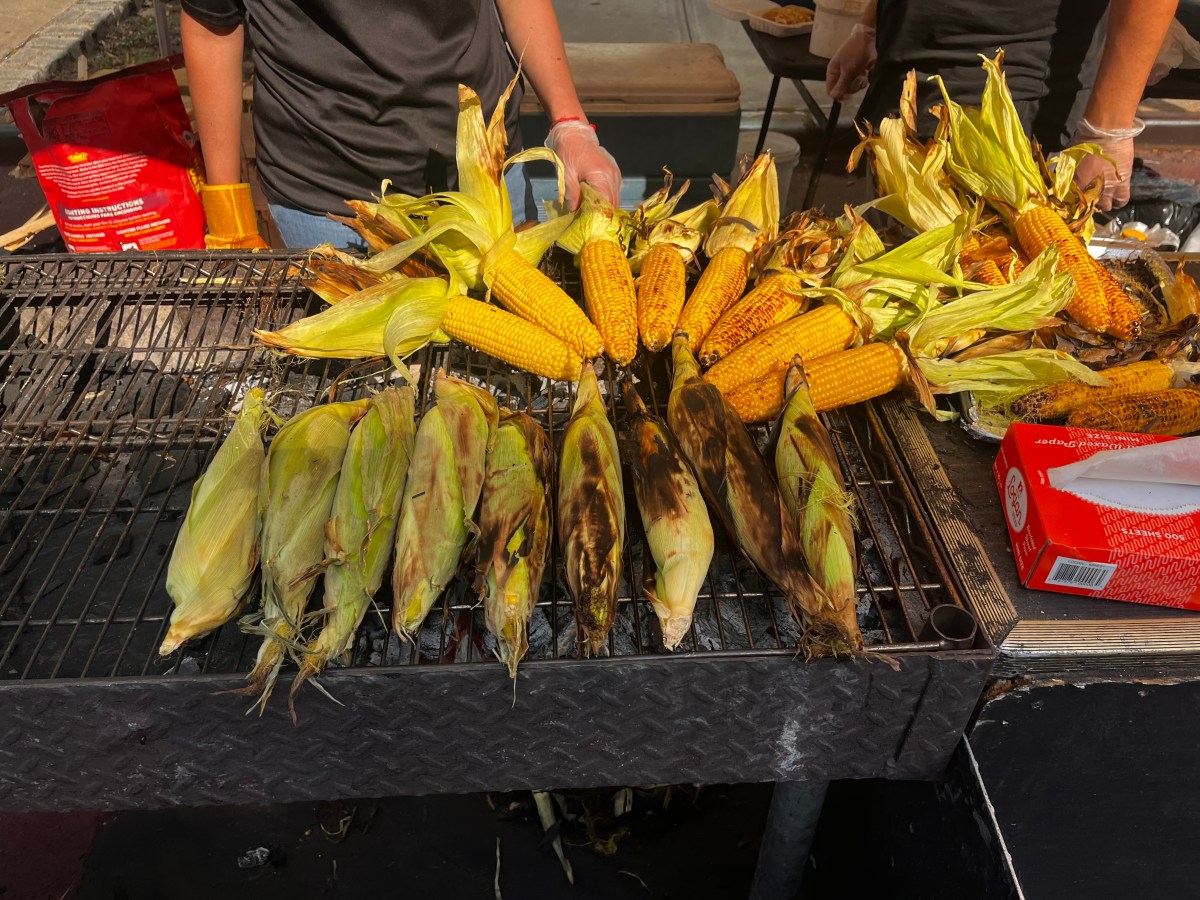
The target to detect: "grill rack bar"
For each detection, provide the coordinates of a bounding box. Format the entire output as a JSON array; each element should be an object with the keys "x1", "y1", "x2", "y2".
[{"x1": 1, "y1": 251, "x2": 967, "y2": 685}]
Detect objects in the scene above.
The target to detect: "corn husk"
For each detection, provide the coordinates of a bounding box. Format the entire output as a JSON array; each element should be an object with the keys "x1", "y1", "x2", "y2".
[
  {"x1": 558, "y1": 360, "x2": 626, "y2": 656},
  {"x1": 160, "y1": 389, "x2": 270, "y2": 656},
  {"x1": 288, "y1": 387, "x2": 416, "y2": 717},
  {"x1": 773, "y1": 362, "x2": 862, "y2": 656},
  {"x1": 667, "y1": 335, "x2": 829, "y2": 647},
  {"x1": 241, "y1": 398, "x2": 372, "y2": 714},
  {"x1": 630, "y1": 196, "x2": 721, "y2": 272},
  {"x1": 704, "y1": 153, "x2": 780, "y2": 259},
  {"x1": 393, "y1": 373, "x2": 499, "y2": 639},
  {"x1": 477, "y1": 411, "x2": 553, "y2": 678},
  {"x1": 622, "y1": 380, "x2": 713, "y2": 650}
]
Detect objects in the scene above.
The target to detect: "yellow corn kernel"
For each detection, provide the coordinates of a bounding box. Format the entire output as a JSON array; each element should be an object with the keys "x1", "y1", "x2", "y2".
[
  {"x1": 1065, "y1": 389, "x2": 1200, "y2": 435},
  {"x1": 678, "y1": 246, "x2": 751, "y2": 353},
  {"x1": 1013, "y1": 360, "x2": 1176, "y2": 420},
  {"x1": 699, "y1": 270, "x2": 808, "y2": 367},
  {"x1": 724, "y1": 343, "x2": 906, "y2": 423},
  {"x1": 485, "y1": 247, "x2": 604, "y2": 358},
  {"x1": 637, "y1": 243, "x2": 688, "y2": 353},
  {"x1": 703, "y1": 304, "x2": 859, "y2": 394},
  {"x1": 443, "y1": 295, "x2": 583, "y2": 381},
  {"x1": 581, "y1": 238, "x2": 639, "y2": 365}
]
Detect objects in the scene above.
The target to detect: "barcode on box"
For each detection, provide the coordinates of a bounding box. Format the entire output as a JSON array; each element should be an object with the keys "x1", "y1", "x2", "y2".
[{"x1": 1045, "y1": 556, "x2": 1118, "y2": 590}]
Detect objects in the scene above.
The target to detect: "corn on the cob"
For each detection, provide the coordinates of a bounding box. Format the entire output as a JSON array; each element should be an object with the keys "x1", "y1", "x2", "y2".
[
  {"x1": 1015, "y1": 205, "x2": 1142, "y2": 341},
  {"x1": 559, "y1": 360, "x2": 626, "y2": 656},
  {"x1": 241, "y1": 398, "x2": 372, "y2": 713},
  {"x1": 443, "y1": 294, "x2": 583, "y2": 381},
  {"x1": 1013, "y1": 360, "x2": 1176, "y2": 420},
  {"x1": 667, "y1": 336, "x2": 827, "y2": 635},
  {"x1": 289, "y1": 387, "x2": 416, "y2": 719},
  {"x1": 724, "y1": 343, "x2": 907, "y2": 424},
  {"x1": 582, "y1": 238, "x2": 638, "y2": 365},
  {"x1": 703, "y1": 305, "x2": 860, "y2": 395},
  {"x1": 160, "y1": 389, "x2": 270, "y2": 656},
  {"x1": 637, "y1": 243, "x2": 688, "y2": 353},
  {"x1": 1065, "y1": 389, "x2": 1200, "y2": 435},
  {"x1": 393, "y1": 374, "x2": 498, "y2": 640},
  {"x1": 477, "y1": 411, "x2": 554, "y2": 677},
  {"x1": 485, "y1": 248, "x2": 604, "y2": 359},
  {"x1": 622, "y1": 380, "x2": 713, "y2": 650},
  {"x1": 775, "y1": 362, "x2": 862, "y2": 657},
  {"x1": 698, "y1": 270, "x2": 809, "y2": 367},
  {"x1": 678, "y1": 246, "x2": 751, "y2": 352}
]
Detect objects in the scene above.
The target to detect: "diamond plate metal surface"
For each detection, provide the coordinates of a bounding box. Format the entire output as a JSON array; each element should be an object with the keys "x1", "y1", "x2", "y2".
[{"x1": 0, "y1": 652, "x2": 992, "y2": 812}]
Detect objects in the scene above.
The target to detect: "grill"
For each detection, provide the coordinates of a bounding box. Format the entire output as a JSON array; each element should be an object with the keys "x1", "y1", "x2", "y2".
[{"x1": 0, "y1": 252, "x2": 995, "y2": 813}]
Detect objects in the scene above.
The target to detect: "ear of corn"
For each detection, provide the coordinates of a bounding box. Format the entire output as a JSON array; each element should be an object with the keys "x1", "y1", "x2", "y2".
[
  {"x1": 667, "y1": 336, "x2": 828, "y2": 641},
  {"x1": 1065, "y1": 389, "x2": 1200, "y2": 435},
  {"x1": 724, "y1": 343, "x2": 907, "y2": 424},
  {"x1": 443, "y1": 294, "x2": 583, "y2": 381},
  {"x1": 392, "y1": 374, "x2": 498, "y2": 640},
  {"x1": 160, "y1": 389, "x2": 270, "y2": 656},
  {"x1": 637, "y1": 243, "x2": 689, "y2": 353},
  {"x1": 698, "y1": 270, "x2": 809, "y2": 367},
  {"x1": 477, "y1": 411, "x2": 554, "y2": 677},
  {"x1": 775, "y1": 362, "x2": 863, "y2": 657},
  {"x1": 678, "y1": 246, "x2": 752, "y2": 353},
  {"x1": 622, "y1": 380, "x2": 714, "y2": 650},
  {"x1": 1013, "y1": 360, "x2": 1177, "y2": 420},
  {"x1": 559, "y1": 360, "x2": 626, "y2": 656},
  {"x1": 581, "y1": 237, "x2": 639, "y2": 365},
  {"x1": 289, "y1": 387, "x2": 416, "y2": 718},
  {"x1": 703, "y1": 305, "x2": 860, "y2": 395},
  {"x1": 242, "y1": 398, "x2": 372, "y2": 713}
]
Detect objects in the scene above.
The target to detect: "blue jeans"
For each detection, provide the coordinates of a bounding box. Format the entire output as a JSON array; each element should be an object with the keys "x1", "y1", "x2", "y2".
[{"x1": 269, "y1": 163, "x2": 537, "y2": 251}]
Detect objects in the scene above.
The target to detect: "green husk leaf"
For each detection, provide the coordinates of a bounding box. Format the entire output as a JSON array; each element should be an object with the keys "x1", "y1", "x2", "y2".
[{"x1": 916, "y1": 348, "x2": 1108, "y2": 406}]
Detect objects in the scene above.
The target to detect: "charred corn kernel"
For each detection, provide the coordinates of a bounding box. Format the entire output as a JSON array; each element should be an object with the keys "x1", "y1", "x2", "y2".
[
  {"x1": 703, "y1": 305, "x2": 859, "y2": 394},
  {"x1": 622, "y1": 381, "x2": 713, "y2": 651},
  {"x1": 559, "y1": 361, "x2": 626, "y2": 657},
  {"x1": 485, "y1": 247, "x2": 604, "y2": 358},
  {"x1": 1013, "y1": 360, "x2": 1176, "y2": 420},
  {"x1": 637, "y1": 244, "x2": 688, "y2": 353},
  {"x1": 725, "y1": 343, "x2": 906, "y2": 423},
  {"x1": 699, "y1": 271, "x2": 808, "y2": 367},
  {"x1": 678, "y1": 246, "x2": 751, "y2": 352},
  {"x1": 581, "y1": 239, "x2": 639, "y2": 365},
  {"x1": 775, "y1": 363, "x2": 862, "y2": 658},
  {"x1": 1016, "y1": 206, "x2": 1142, "y2": 340},
  {"x1": 443, "y1": 295, "x2": 583, "y2": 381},
  {"x1": 160, "y1": 389, "x2": 269, "y2": 657},
  {"x1": 1065, "y1": 389, "x2": 1200, "y2": 435}
]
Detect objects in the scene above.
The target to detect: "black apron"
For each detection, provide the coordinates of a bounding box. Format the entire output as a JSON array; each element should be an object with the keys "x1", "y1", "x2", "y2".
[{"x1": 858, "y1": 0, "x2": 1110, "y2": 150}]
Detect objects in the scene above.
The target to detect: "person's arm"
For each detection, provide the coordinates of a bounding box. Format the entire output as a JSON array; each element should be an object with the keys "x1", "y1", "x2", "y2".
[
  {"x1": 495, "y1": 0, "x2": 622, "y2": 208},
  {"x1": 825, "y1": 0, "x2": 878, "y2": 101},
  {"x1": 1073, "y1": 0, "x2": 1179, "y2": 210}
]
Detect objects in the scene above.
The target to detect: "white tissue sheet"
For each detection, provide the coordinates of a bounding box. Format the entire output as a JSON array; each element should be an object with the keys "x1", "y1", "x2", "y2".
[{"x1": 1047, "y1": 436, "x2": 1200, "y2": 515}]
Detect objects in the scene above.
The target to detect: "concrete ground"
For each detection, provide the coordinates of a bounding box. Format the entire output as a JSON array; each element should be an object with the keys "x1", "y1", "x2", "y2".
[{"x1": 0, "y1": 0, "x2": 78, "y2": 60}]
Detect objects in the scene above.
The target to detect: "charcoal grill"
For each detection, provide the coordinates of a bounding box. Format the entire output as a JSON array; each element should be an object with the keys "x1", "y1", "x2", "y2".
[{"x1": 0, "y1": 252, "x2": 995, "y2": 813}]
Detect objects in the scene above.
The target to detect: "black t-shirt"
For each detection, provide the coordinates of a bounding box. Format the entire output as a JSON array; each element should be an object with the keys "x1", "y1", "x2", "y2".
[
  {"x1": 181, "y1": 0, "x2": 522, "y2": 215},
  {"x1": 859, "y1": 0, "x2": 1110, "y2": 150}
]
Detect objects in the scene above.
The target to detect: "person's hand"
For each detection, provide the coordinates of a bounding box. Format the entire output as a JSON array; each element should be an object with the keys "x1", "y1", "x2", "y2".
[
  {"x1": 825, "y1": 23, "x2": 877, "y2": 102},
  {"x1": 200, "y1": 182, "x2": 269, "y2": 249},
  {"x1": 1070, "y1": 117, "x2": 1143, "y2": 212},
  {"x1": 545, "y1": 119, "x2": 622, "y2": 209}
]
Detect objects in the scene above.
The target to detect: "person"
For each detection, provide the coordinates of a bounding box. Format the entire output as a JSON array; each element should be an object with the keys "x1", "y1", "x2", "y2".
[
  {"x1": 180, "y1": 0, "x2": 623, "y2": 249},
  {"x1": 824, "y1": 0, "x2": 1180, "y2": 210}
]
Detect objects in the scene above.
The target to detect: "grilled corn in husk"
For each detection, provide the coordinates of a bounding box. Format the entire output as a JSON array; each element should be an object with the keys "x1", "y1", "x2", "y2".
[
  {"x1": 477, "y1": 410, "x2": 554, "y2": 677},
  {"x1": 622, "y1": 380, "x2": 713, "y2": 650},
  {"x1": 289, "y1": 387, "x2": 416, "y2": 717},
  {"x1": 160, "y1": 389, "x2": 270, "y2": 656},
  {"x1": 667, "y1": 335, "x2": 829, "y2": 643},
  {"x1": 393, "y1": 373, "x2": 499, "y2": 640},
  {"x1": 559, "y1": 360, "x2": 626, "y2": 656},
  {"x1": 242, "y1": 398, "x2": 372, "y2": 713},
  {"x1": 774, "y1": 362, "x2": 863, "y2": 656}
]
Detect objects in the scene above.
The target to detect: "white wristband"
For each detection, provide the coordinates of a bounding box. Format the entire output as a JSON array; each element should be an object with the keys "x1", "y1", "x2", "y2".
[{"x1": 1077, "y1": 116, "x2": 1145, "y2": 140}]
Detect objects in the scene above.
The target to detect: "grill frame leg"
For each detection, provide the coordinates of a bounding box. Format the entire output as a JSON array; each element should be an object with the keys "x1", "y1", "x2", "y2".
[{"x1": 748, "y1": 779, "x2": 830, "y2": 900}]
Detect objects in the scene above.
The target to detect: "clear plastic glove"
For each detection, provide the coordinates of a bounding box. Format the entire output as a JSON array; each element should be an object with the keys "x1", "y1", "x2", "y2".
[
  {"x1": 1071, "y1": 117, "x2": 1142, "y2": 212},
  {"x1": 545, "y1": 120, "x2": 622, "y2": 210},
  {"x1": 825, "y1": 24, "x2": 877, "y2": 102}
]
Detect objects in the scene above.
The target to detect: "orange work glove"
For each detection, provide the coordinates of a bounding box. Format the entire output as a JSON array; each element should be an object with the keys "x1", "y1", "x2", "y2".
[{"x1": 200, "y1": 183, "x2": 269, "y2": 249}]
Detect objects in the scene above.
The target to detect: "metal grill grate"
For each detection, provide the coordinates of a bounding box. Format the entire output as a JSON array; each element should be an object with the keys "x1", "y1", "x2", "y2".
[{"x1": 1, "y1": 252, "x2": 963, "y2": 685}]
